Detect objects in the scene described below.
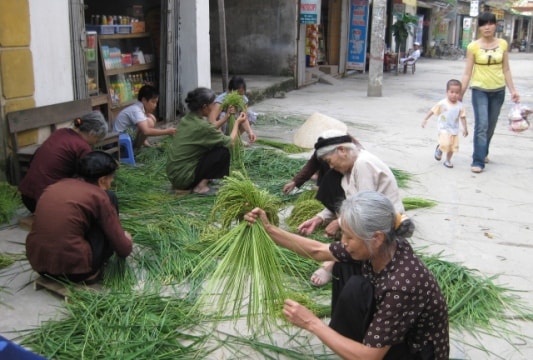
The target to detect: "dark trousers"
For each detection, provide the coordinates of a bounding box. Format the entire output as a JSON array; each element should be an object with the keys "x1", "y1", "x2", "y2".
[
  {"x1": 193, "y1": 146, "x2": 230, "y2": 187},
  {"x1": 21, "y1": 194, "x2": 37, "y2": 213},
  {"x1": 315, "y1": 169, "x2": 345, "y2": 214},
  {"x1": 330, "y1": 275, "x2": 435, "y2": 360},
  {"x1": 86, "y1": 190, "x2": 119, "y2": 271}
]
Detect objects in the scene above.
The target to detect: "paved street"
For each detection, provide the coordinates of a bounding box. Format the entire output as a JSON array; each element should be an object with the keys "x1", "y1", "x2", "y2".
[{"x1": 1, "y1": 53, "x2": 533, "y2": 359}]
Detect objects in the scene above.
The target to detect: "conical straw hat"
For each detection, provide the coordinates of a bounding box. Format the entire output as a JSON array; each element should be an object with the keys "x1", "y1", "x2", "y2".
[{"x1": 293, "y1": 112, "x2": 347, "y2": 149}]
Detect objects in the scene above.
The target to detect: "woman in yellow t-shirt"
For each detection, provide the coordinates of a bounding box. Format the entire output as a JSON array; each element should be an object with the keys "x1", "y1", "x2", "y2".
[{"x1": 461, "y1": 12, "x2": 520, "y2": 173}]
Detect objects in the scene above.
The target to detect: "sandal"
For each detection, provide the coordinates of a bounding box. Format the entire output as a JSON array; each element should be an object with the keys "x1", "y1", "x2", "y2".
[
  {"x1": 434, "y1": 145, "x2": 442, "y2": 161},
  {"x1": 310, "y1": 267, "x2": 332, "y2": 287},
  {"x1": 443, "y1": 161, "x2": 453, "y2": 168},
  {"x1": 471, "y1": 166, "x2": 483, "y2": 173}
]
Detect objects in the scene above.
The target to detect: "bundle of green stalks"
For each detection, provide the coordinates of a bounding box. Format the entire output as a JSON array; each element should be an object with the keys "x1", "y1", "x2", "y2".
[
  {"x1": 21, "y1": 289, "x2": 210, "y2": 359},
  {"x1": 221, "y1": 91, "x2": 247, "y2": 173},
  {"x1": 190, "y1": 221, "x2": 303, "y2": 333},
  {"x1": 103, "y1": 254, "x2": 137, "y2": 291},
  {"x1": 402, "y1": 197, "x2": 437, "y2": 210},
  {"x1": 391, "y1": 167, "x2": 412, "y2": 188},
  {"x1": 254, "y1": 138, "x2": 308, "y2": 154},
  {"x1": 419, "y1": 251, "x2": 533, "y2": 344},
  {"x1": 210, "y1": 171, "x2": 281, "y2": 228},
  {"x1": 0, "y1": 182, "x2": 21, "y2": 224},
  {"x1": 285, "y1": 198, "x2": 324, "y2": 230}
]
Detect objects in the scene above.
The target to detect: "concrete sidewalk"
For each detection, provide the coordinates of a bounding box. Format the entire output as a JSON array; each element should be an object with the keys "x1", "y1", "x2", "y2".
[{"x1": 2, "y1": 54, "x2": 533, "y2": 359}]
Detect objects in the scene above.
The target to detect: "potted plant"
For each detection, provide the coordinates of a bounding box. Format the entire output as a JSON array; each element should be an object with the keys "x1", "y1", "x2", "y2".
[{"x1": 391, "y1": 13, "x2": 419, "y2": 73}]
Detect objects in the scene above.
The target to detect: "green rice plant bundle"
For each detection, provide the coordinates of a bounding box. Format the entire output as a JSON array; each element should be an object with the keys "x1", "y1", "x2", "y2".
[
  {"x1": 221, "y1": 91, "x2": 247, "y2": 173},
  {"x1": 390, "y1": 167, "x2": 412, "y2": 188},
  {"x1": 294, "y1": 189, "x2": 318, "y2": 203},
  {"x1": 285, "y1": 199, "x2": 324, "y2": 230},
  {"x1": 0, "y1": 182, "x2": 21, "y2": 224},
  {"x1": 402, "y1": 197, "x2": 437, "y2": 210},
  {"x1": 103, "y1": 254, "x2": 137, "y2": 291},
  {"x1": 190, "y1": 221, "x2": 298, "y2": 333},
  {"x1": 254, "y1": 139, "x2": 307, "y2": 154},
  {"x1": 210, "y1": 171, "x2": 281, "y2": 228},
  {"x1": 21, "y1": 289, "x2": 209, "y2": 359},
  {"x1": 419, "y1": 251, "x2": 533, "y2": 337}
]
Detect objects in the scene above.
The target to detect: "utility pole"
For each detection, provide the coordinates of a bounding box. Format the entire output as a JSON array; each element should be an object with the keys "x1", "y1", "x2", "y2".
[
  {"x1": 218, "y1": 0, "x2": 229, "y2": 91},
  {"x1": 367, "y1": 0, "x2": 387, "y2": 97}
]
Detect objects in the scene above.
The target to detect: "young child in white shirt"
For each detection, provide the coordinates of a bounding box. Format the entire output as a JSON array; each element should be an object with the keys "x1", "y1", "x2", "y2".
[{"x1": 422, "y1": 79, "x2": 468, "y2": 168}]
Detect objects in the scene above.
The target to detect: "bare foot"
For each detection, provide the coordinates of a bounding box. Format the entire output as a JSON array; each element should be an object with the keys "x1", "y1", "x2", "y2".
[{"x1": 310, "y1": 267, "x2": 332, "y2": 287}]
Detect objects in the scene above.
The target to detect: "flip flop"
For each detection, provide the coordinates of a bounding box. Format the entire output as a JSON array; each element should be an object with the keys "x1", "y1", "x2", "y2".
[
  {"x1": 434, "y1": 145, "x2": 442, "y2": 161},
  {"x1": 471, "y1": 166, "x2": 483, "y2": 173},
  {"x1": 310, "y1": 267, "x2": 332, "y2": 287},
  {"x1": 443, "y1": 161, "x2": 453, "y2": 168}
]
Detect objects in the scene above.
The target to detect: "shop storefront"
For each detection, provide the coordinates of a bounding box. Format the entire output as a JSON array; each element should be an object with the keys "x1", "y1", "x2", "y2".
[{"x1": 75, "y1": 0, "x2": 179, "y2": 123}]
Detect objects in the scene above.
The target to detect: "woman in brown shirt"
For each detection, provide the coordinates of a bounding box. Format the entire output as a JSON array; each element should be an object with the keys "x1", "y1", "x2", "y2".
[{"x1": 26, "y1": 151, "x2": 132, "y2": 283}]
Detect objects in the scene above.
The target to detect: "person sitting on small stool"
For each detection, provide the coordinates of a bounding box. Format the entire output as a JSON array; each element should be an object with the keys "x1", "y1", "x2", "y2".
[{"x1": 400, "y1": 42, "x2": 421, "y2": 73}]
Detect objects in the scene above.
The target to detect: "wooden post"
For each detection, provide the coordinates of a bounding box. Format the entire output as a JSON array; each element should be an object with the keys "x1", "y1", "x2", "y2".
[{"x1": 218, "y1": 0, "x2": 229, "y2": 92}]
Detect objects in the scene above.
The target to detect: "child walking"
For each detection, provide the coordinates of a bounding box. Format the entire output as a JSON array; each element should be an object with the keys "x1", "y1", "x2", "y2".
[{"x1": 422, "y1": 79, "x2": 468, "y2": 168}]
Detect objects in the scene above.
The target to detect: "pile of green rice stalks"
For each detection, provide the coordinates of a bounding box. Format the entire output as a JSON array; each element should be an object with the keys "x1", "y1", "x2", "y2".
[
  {"x1": 21, "y1": 289, "x2": 210, "y2": 359},
  {"x1": 419, "y1": 251, "x2": 533, "y2": 347},
  {"x1": 0, "y1": 182, "x2": 21, "y2": 225}
]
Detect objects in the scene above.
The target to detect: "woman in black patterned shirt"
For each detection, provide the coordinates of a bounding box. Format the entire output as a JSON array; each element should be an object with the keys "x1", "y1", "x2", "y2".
[{"x1": 244, "y1": 191, "x2": 449, "y2": 359}]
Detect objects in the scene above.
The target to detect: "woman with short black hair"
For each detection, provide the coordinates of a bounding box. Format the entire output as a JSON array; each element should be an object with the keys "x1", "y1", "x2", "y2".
[
  {"x1": 166, "y1": 87, "x2": 247, "y2": 195},
  {"x1": 26, "y1": 151, "x2": 132, "y2": 283}
]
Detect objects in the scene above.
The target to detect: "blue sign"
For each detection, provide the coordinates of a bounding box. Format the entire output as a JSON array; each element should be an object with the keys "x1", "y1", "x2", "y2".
[{"x1": 346, "y1": 0, "x2": 369, "y2": 71}]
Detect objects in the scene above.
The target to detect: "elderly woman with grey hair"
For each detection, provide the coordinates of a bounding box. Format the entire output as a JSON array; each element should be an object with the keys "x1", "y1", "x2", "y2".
[
  {"x1": 244, "y1": 191, "x2": 449, "y2": 360},
  {"x1": 18, "y1": 110, "x2": 108, "y2": 213},
  {"x1": 297, "y1": 130, "x2": 405, "y2": 289}
]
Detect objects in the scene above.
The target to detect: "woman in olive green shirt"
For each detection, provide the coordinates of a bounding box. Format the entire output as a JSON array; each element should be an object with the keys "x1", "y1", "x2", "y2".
[{"x1": 166, "y1": 87, "x2": 246, "y2": 195}]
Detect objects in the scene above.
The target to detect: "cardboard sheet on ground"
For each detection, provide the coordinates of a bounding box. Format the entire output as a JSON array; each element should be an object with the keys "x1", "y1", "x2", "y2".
[{"x1": 293, "y1": 112, "x2": 347, "y2": 149}]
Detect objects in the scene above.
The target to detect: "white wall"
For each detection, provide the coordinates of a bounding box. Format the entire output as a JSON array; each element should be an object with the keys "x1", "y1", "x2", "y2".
[
  {"x1": 178, "y1": 0, "x2": 211, "y2": 98},
  {"x1": 29, "y1": 0, "x2": 74, "y2": 106}
]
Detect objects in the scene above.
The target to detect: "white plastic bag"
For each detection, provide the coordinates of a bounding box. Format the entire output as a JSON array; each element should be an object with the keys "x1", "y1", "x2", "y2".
[{"x1": 508, "y1": 103, "x2": 531, "y2": 133}]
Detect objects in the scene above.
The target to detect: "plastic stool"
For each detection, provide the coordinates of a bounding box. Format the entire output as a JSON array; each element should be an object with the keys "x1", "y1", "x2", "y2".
[{"x1": 119, "y1": 133, "x2": 136, "y2": 166}]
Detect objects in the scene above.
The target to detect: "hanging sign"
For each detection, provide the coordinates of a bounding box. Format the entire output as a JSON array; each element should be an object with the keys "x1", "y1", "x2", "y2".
[
  {"x1": 346, "y1": 0, "x2": 369, "y2": 71},
  {"x1": 470, "y1": 0, "x2": 479, "y2": 17},
  {"x1": 300, "y1": 0, "x2": 321, "y2": 24}
]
